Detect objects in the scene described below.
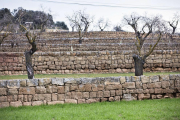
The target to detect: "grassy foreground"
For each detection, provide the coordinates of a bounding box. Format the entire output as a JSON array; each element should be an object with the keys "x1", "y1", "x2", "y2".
[
  {"x1": 0, "y1": 98, "x2": 180, "y2": 120},
  {"x1": 0, "y1": 72, "x2": 180, "y2": 80}
]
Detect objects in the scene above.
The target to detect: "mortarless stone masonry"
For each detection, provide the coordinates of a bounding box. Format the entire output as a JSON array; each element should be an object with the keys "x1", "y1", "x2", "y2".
[
  {"x1": 0, "y1": 50, "x2": 180, "y2": 75},
  {"x1": 0, "y1": 74, "x2": 180, "y2": 108}
]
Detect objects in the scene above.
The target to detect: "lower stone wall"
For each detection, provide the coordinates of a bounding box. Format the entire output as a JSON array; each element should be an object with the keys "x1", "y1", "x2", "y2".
[
  {"x1": 0, "y1": 50, "x2": 180, "y2": 75},
  {"x1": 0, "y1": 74, "x2": 180, "y2": 108}
]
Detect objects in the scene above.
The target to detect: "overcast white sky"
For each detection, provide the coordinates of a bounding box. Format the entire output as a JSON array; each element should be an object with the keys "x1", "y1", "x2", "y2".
[{"x1": 1, "y1": 0, "x2": 180, "y2": 32}]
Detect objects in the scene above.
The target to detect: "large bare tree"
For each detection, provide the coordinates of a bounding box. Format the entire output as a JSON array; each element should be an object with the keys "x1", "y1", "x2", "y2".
[
  {"x1": 123, "y1": 13, "x2": 166, "y2": 76},
  {"x1": 97, "y1": 18, "x2": 110, "y2": 31},
  {"x1": 67, "y1": 10, "x2": 93, "y2": 44}
]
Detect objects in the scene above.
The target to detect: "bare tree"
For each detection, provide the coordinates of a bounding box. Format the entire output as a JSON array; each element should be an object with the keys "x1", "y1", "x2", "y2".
[
  {"x1": 18, "y1": 10, "x2": 37, "y2": 79},
  {"x1": 113, "y1": 24, "x2": 122, "y2": 31},
  {"x1": 123, "y1": 13, "x2": 166, "y2": 76},
  {"x1": 67, "y1": 10, "x2": 93, "y2": 44},
  {"x1": 97, "y1": 18, "x2": 110, "y2": 31},
  {"x1": 168, "y1": 12, "x2": 179, "y2": 34}
]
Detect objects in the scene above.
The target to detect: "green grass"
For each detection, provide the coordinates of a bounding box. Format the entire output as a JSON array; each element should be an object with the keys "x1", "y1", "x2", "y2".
[
  {"x1": 0, "y1": 98, "x2": 180, "y2": 120},
  {"x1": 0, "y1": 72, "x2": 179, "y2": 80}
]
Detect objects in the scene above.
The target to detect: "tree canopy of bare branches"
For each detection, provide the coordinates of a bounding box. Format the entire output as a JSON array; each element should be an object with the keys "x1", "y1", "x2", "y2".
[
  {"x1": 67, "y1": 10, "x2": 93, "y2": 44},
  {"x1": 97, "y1": 18, "x2": 110, "y2": 31},
  {"x1": 123, "y1": 13, "x2": 166, "y2": 76},
  {"x1": 168, "y1": 12, "x2": 179, "y2": 34}
]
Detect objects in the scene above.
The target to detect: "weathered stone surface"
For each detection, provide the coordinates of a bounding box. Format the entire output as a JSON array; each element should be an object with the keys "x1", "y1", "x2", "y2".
[
  {"x1": 19, "y1": 87, "x2": 35, "y2": 95},
  {"x1": 155, "y1": 82, "x2": 161, "y2": 88},
  {"x1": 131, "y1": 76, "x2": 141, "y2": 81},
  {"x1": 7, "y1": 95, "x2": 17, "y2": 102},
  {"x1": 150, "y1": 75, "x2": 159, "y2": 82},
  {"x1": 147, "y1": 83, "x2": 155, "y2": 89},
  {"x1": 10, "y1": 101, "x2": 22, "y2": 107},
  {"x1": 0, "y1": 96, "x2": 7, "y2": 102},
  {"x1": 141, "y1": 76, "x2": 150, "y2": 83},
  {"x1": 159, "y1": 75, "x2": 169, "y2": 81},
  {"x1": 115, "y1": 90, "x2": 122, "y2": 96},
  {"x1": 123, "y1": 94, "x2": 135, "y2": 101},
  {"x1": 20, "y1": 80, "x2": 26, "y2": 87},
  {"x1": 155, "y1": 88, "x2": 162, "y2": 94},
  {"x1": 57, "y1": 94, "x2": 65, "y2": 101},
  {"x1": 71, "y1": 92, "x2": 82, "y2": 99},
  {"x1": 83, "y1": 92, "x2": 89, "y2": 99},
  {"x1": 86, "y1": 99, "x2": 96, "y2": 103},
  {"x1": 70, "y1": 85, "x2": 78, "y2": 91},
  {"x1": 104, "y1": 77, "x2": 120, "y2": 85},
  {"x1": 114, "y1": 96, "x2": 120, "y2": 101},
  {"x1": 23, "y1": 102, "x2": 32, "y2": 106},
  {"x1": 104, "y1": 91, "x2": 110, "y2": 97},
  {"x1": 120, "y1": 77, "x2": 126, "y2": 84},
  {"x1": 0, "y1": 88, "x2": 7, "y2": 95},
  {"x1": 57, "y1": 86, "x2": 65, "y2": 94},
  {"x1": 0, "y1": 80, "x2": 7, "y2": 88},
  {"x1": 81, "y1": 78, "x2": 93, "y2": 84},
  {"x1": 32, "y1": 101, "x2": 43, "y2": 106},
  {"x1": 156, "y1": 95, "x2": 163, "y2": 99},
  {"x1": 8, "y1": 88, "x2": 18, "y2": 95},
  {"x1": 109, "y1": 97, "x2": 114, "y2": 102},
  {"x1": 27, "y1": 79, "x2": 38, "y2": 86},
  {"x1": 90, "y1": 92, "x2": 96, "y2": 98},
  {"x1": 84, "y1": 84, "x2": 92, "y2": 92},
  {"x1": 101, "y1": 98, "x2": 108, "y2": 102},
  {"x1": 46, "y1": 85, "x2": 57, "y2": 93},
  {"x1": 65, "y1": 92, "x2": 71, "y2": 99},
  {"x1": 52, "y1": 78, "x2": 64, "y2": 85},
  {"x1": 36, "y1": 86, "x2": 46, "y2": 94},
  {"x1": 65, "y1": 99, "x2": 77, "y2": 104},
  {"x1": 161, "y1": 81, "x2": 170, "y2": 88},
  {"x1": 33, "y1": 94, "x2": 51, "y2": 102},
  {"x1": 97, "y1": 85, "x2": 104, "y2": 91},
  {"x1": 123, "y1": 82, "x2": 135, "y2": 89},
  {"x1": 47, "y1": 101, "x2": 64, "y2": 105},
  {"x1": 78, "y1": 99, "x2": 86, "y2": 104},
  {"x1": 52, "y1": 93, "x2": 57, "y2": 101},
  {"x1": 64, "y1": 78, "x2": 81, "y2": 84},
  {"x1": 0, "y1": 102, "x2": 9, "y2": 108},
  {"x1": 39, "y1": 78, "x2": 51, "y2": 86},
  {"x1": 97, "y1": 91, "x2": 103, "y2": 98},
  {"x1": 7, "y1": 80, "x2": 20, "y2": 88}
]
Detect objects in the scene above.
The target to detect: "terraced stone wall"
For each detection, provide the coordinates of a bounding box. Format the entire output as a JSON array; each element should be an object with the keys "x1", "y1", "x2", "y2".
[
  {"x1": 0, "y1": 50, "x2": 180, "y2": 75},
  {"x1": 0, "y1": 74, "x2": 180, "y2": 108}
]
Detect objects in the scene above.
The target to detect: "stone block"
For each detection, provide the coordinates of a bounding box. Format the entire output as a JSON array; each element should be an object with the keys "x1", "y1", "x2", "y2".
[
  {"x1": 23, "y1": 102, "x2": 32, "y2": 106},
  {"x1": 10, "y1": 101, "x2": 22, "y2": 107},
  {"x1": 8, "y1": 88, "x2": 18, "y2": 95},
  {"x1": 92, "y1": 84, "x2": 98, "y2": 91},
  {"x1": 84, "y1": 84, "x2": 92, "y2": 92},
  {"x1": 143, "y1": 94, "x2": 150, "y2": 99},
  {"x1": 131, "y1": 76, "x2": 141, "y2": 81},
  {"x1": 138, "y1": 94, "x2": 144, "y2": 100},
  {"x1": 57, "y1": 94, "x2": 65, "y2": 101},
  {"x1": 86, "y1": 99, "x2": 96, "y2": 104},
  {"x1": 104, "y1": 77, "x2": 120, "y2": 85},
  {"x1": 147, "y1": 83, "x2": 155, "y2": 89},
  {"x1": 52, "y1": 78, "x2": 64, "y2": 85},
  {"x1": 109, "y1": 97, "x2": 114, "y2": 102},
  {"x1": 0, "y1": 80, "x2": 7, "y2": 88},
  {"x1": 46, "y1": 85, "x2": 57, "y2": 93},
  {"x1": 71, "y1": 92, "x2": 82, "y2": 99},
  {"x1": 78, "y1": 99, "x2": 86, "y2": 104},
  {"x1": 70, "y1": 85, "x2": 78, "y2": 91},
  {"x1": 81, "y1": 78, "x2": 93, "y2": 84},
  {"x1": 20, "y1": 80, "x2": 26, "y2": 87},
  {"x1": 33, "y1": 94, "x2": 51, "y2": 102},
  {"x1": 151, "y1": 95, "x2": 156, "y2": 99},
  {"x1": 101, "y1": 98, "x2": 108, "y2": 102},
  {"x1": 114, "y1": 96, "x2": 120, "y2": 101},
  {"x1": 110, "y1": 90, "x2": 115, "y2": 96},
  {"x1": 150, "y1": 75, "x2": 159, "y2": 82},
  {"x1": 123, "y1": 82, "x2": 135, "y2": 89},
  {"x1": 115, "y1": 90, "x2": 122, "y2": 96},
  {"x1": 64, "y1": 78, "x2": 81, "y2": 84},
  {"x1": 143, "y1": 84, "x2": 147, "y2": 89},
  {"x1": 52, "y1": 93, "x2": 57, "y2": 101},
  {"x1": 97, "y1": 85, "x2": 104, "y2": 91},
  {"x1": 27, "y1": 79, "x2": 38, "y2": 86},
  {"x1": 39, "y1": 78, "x2": 51, "y2": 86},
  {"x1": 0, "y1": 102, "x2": 9, "y2": 108},
  {"x1": 47, "y1": 101, "x2": 64, "y2": 105},
  {"x1": 57, "y1": 86, "x2": 65, "y2": 94},
  {"x1": 120, "y1": 77, "x2": 126, "y2": 84},
  {"x1": 155, "y1": 88, "x2": 162, "y2": 94},
  {"x1": 83, "y1": 92, "x2": 89, "y2": 99},
  {"x1": 159, "y1": 75, "x2": 169, "y2": 81},
  {"x1": 155, "y1": 82, "x2": 161, "y2": 88},
  {"x1": 104, "y1": 91, "x2": 110, "y2": 97},
  {"x1": 141, "y1": 76, "x2": 150, "y2": 83},
  {"x1": 65, "y1": 99, "x2": 77, "y2": 104},
  {"x1": 7, "y1": 80, "x2": 20, "y2": 88},
  {"x1": 0, "y1": 88, "x2": 7, "y2": 95},
  {"x1": 36, "y1": 86, "x2": 46, "y2": 94},
  {"x1": 136, "y1": 82, "x2": 142, "y2": 89},
  {"x1": 156, "y1": 95, "x2": 163, "y2": 99},
  {"x1": 97, "y1": 91, "x2": 103, "y2": 98},
  {"x1": 18, "y1": 95, "x2": 23, "y2": 101},
  {"x1": 162, "y1": 81, "x2": 170, "y2": 88},
  {"x1": 123, "y1": 94, "x2": 135, "y2": 101},
  {"x1": 90, "y1": 92, "x2": 96, "y2": 98},
  {"x1": 32, "y1": 101, "x2": 43, "y2": 106},
  {"x1": 65, "y1": 92, "x2": 71, "y2": 99},
  {"x1": 0, "y1": 96, "x2": 7, "y2": 102},
  {"x1": 19, "y1": 87, "x2": 35, "y2": 95},
  {"x1": 79, "y1": 85, "x2": 85, "y2": 92}
]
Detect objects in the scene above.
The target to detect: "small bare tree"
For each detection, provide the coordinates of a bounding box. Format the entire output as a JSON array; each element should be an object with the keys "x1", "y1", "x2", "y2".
[
  {"x1": 18, "y1": 10, "x2": 37, "y2": 79},
  {"x1": 97, "y1": 18, "x2": 110, "y2": 31},
  {"x1": 67, "y1": 10, "x2": 93, "y2": 44},
  {"x1": 123, "y1": 13, "x2": 166, "y2": 76},
  {"x1": 168, "y1": 12, "x2": 179, "y2": 34}
]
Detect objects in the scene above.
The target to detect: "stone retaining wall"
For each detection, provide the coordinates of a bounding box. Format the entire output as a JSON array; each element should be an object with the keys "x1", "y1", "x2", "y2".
[
  {"x1": 0, "y1": 74, "x2": 180, "y2": 108},
  {"x1": 0, "y1": 50, "x2": 180, "y2": 75}
]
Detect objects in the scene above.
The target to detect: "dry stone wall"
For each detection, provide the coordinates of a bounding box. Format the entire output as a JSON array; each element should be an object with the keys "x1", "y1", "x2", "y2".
[
  {"x1": 0, "y1": 74, "x2": 180, "y2": 108},
  {"x1": 0, "y1": 50, "x2": 180, "y2": 75}
]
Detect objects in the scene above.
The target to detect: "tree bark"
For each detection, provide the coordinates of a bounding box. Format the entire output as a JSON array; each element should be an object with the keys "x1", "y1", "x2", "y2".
[
  {"x1": 25, "y1": 47, "x2": 36, "y2": 79},
  {"x1": 133, "y1": 54, "x2": 145, "y2": 76}
]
